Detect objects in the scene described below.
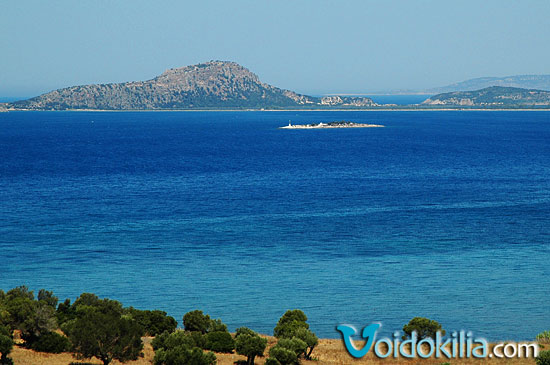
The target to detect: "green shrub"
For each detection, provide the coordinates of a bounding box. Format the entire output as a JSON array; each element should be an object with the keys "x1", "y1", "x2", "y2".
[
  {"x1": 536, "y1": 350, "x2": 550, "y2": 365},
  {"x1": 268, "y1": 345, "x2": 298, "y2": 365},
  {"x1": 6, "y1": 286, "x2": 34, "y2": 301},
  {"x1": 264, "y1": 358, "x2": 281, "y2": 365},
  {"x1": 37, "y1": 290, "x2": 58, "y2": 309},
  {"x1": 153, "y1": 330, "x2": 196, "y2": 350},
  {"x1": 235, "y1": 327, "x2": 257, "y2": 338},
  {"x1": 151, "y1": 331, "x2": 171, "y2": 351},
  {"x1": 274, "y1": 310, "x2": 309, "y2": 339},
  {"x1": 2, "y1": 289, "x2": 57, "y2": 346},
  {"x1": 402, "y1": 317, "x2": 445, "y2": 340},
  {"x1": 167, "y1": 331, "x2": 200, "y2": 349},
  {"x1": 537, "y1": 331, "x2": 550, "y2": 344},
  {"x1": 71, "y1": 293, "x2": 102, "y2": 308},
  {"x1": 56, "y1": 298, "x2": 75, "y2": 326},
  {"x1": 0, "y1": 325, "x2": 14, "y2": 365},
  {"x1": 267, "y1": 337, "x2": 308, "y2": 365},
  {"x1": 209, "y1": 318, "x2": 228, "y2": 333},
  {"x1": 0, "y1": 325, "x2": 12, "y2": 340},
  {"x1": 153, "y1": 345, "x2": 216, "y2": 365},
  {"x1": 182, "y1": 310, "x2": 229, "y2": 335},
  {"x1": 69, "y1": 309, "x2": 144, "y2": 365},
  {"x1": 153, "y1": 330, "x2": 208, "y2": 352},
  {"x1": 277, "y1": 338, "x2": 307, "y2": 358},
  {"x1": 0, "y1": 336, "x2": 13, "y2": 358},
  {"x1": 294, "y1": 327, "x2": 318, "y2": 360},
  {"x1": 205, "y1": 331, "x2": 235, "y2": 353},
  {"x1": 124, "y1": 308, "x2": 177, "y2": 336},
  {"x1": 235, "y1": 331, "x2": 267, "y2": 365},
  {"x1": 271, "y1": 310, "x2": 318, "y2": 361},
  {"x1": 188, "y1": 331, "x2": 207, "y2": 349},
  {"x1": 151, "y1": 330, "x2": 217, "y2": 364},
  {"x1": 31, "y1": 331, "x2": 71, "y2": 353},
  {"x1": 183, "y1": 310, "x2": 211, "y2": 334}
]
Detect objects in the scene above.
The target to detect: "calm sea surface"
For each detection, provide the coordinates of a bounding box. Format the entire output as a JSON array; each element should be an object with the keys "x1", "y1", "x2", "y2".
[{"x1": 1, "y1": 111, "x2": 549, "y2": 340}]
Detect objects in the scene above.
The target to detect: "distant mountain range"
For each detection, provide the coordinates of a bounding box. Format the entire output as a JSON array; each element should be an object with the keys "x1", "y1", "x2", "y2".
[
  {"x1": 425, "y1": 75, "x2": 550, "y2": 94},
  {"x1": 6, "y1": 61, "x2": 377, "y2": 110},
  {"x1": 423, "y1": 86, "x2": 550, "y2": 107}
]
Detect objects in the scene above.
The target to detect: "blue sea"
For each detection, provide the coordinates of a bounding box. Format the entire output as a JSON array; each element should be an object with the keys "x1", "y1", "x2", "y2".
[{"x1": 1, "y1": 111, "x2": 549, "y2": 341}]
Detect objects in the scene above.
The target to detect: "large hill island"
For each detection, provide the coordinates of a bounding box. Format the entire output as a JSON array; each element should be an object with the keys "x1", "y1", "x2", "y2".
[
  {"x1": 5, "y1": 63, "x2": 550, "y2": 110},
  {"x1": 8, "y1": 61, "x2": 377, "y2": 111}
]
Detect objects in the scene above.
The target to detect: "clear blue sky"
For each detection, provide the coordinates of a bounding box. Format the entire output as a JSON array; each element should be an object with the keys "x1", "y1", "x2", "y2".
[{"x1": 1, "y1": 0, "x2": 549, "y2": 97}]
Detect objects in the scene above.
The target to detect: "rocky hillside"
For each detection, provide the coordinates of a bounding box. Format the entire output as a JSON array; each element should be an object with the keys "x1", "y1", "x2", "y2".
[
  {"x1": 423, "y1": 86, "x2": 550, "y2": 107},
  {"x1": 9, "y1": 61, "x2": 377, "y2": 110}
]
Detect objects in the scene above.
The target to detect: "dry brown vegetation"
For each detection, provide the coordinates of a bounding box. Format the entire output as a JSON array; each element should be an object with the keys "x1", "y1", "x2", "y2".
[{"x1": 9, "y1": 336, "x2": 542, "y2": 365}]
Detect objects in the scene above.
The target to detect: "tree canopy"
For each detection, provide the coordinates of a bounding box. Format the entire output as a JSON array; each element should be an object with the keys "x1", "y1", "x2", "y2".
[
  {"x1": 402, "y1": 317, "x2": 445, "y2": 340},
  {"x1": 66, "y1": 307, "x2": 144, "y2": 365},
  {"x1": 235, "y1": 328, "x2": 267, "y2": 365},
  {"x1": 273, "y1": 310, "x2": 309, "y2": 339},
  {"x1": 268, "y1": 310, "x2": 318, "y2": 364},
  {"x1": 152, "y1": 330, "x2": 216, "y2": 365}
]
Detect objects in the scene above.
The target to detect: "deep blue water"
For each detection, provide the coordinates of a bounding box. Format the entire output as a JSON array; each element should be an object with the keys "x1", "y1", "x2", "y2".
[{"x1": 1, "y1": 111, "x2": 549, "y2": 340}]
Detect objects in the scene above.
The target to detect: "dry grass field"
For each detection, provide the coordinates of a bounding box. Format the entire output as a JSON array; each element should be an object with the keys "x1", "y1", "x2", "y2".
[{"x1": 9, "y1": 335, "x2": 543, "y2": 365}]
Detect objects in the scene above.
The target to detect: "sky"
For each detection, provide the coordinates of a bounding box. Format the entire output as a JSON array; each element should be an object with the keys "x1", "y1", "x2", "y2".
[{"x1": 1, "y1": 0, "x2": 550, "y2": 97}]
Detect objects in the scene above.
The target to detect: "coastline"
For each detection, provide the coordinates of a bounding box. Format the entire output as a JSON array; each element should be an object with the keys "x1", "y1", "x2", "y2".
[
  {"x1": 3, "y1": 107, "x2": 550, "y2": 112},
  {"x1": 10, "y1": 335, "x2": 542, "y2": 365}
]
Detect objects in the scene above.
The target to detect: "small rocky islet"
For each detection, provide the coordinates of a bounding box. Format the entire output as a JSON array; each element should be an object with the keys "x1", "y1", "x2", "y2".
[{"x1": 279, "y1": 120, "x2": 384, "y2": 129}]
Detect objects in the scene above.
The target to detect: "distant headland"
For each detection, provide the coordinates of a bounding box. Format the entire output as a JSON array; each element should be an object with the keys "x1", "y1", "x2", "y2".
[
  {"x1": 422, "y1": 86, "x2": 550, "y2": 107},
  {"x1": 280, "y1": 121, "x2": 384, "y2": 129},
  {"x1": 2, "y1": 61, "x2": 550, "y2": 111}
]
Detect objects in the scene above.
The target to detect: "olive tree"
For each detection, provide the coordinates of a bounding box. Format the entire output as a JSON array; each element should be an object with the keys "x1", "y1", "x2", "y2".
[
  {"x1": 235, "y1": 328, "x2": 267, "y2": 365},
  {"x1": 402, "y1": 317, "x2": 445, "y2": 340},
  {"x1": 67, "y1": 308, "x2": 144, "y2": 365},
  {"x1": 152, "y1": 329, "x2": 216, "y2": 365},
  {"x1": 183, "y1": 310, "x2": 211, "y2": 334},
  {"x1": 272, "y1": 309, "x2": 318, "y2": 360},
  {"x1": 182, "y1": 310, "x2": 228, "y2": 334},
  {"x1": 124, "y1": 308, "x2": 177, "y2": 336},
  {"x1": 294, "y1": 327, "x2": 318, "y2": 360},
  {"x1": 153, "y1": 345, "x2": 216, "y2": 365},
  {"x1": 2, "y1": 287, "x2": 57, "y2": 345},
  {"x1": 273, "y1": 310, "x2": 309, "y2": 339}
]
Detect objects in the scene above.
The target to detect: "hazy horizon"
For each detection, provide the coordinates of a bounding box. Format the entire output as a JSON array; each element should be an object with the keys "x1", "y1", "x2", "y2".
[
  {"x1": 4, "y1": 62, "x2": 550, "y2": 101},
  {"x1": 1, "y1": 0, "x2": 550, "y2": 97}
]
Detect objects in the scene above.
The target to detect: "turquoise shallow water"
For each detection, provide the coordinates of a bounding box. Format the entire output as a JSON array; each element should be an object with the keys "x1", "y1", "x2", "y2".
[{"x1": 0, "y1": 111, "x2": 549, "y2": 340}]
